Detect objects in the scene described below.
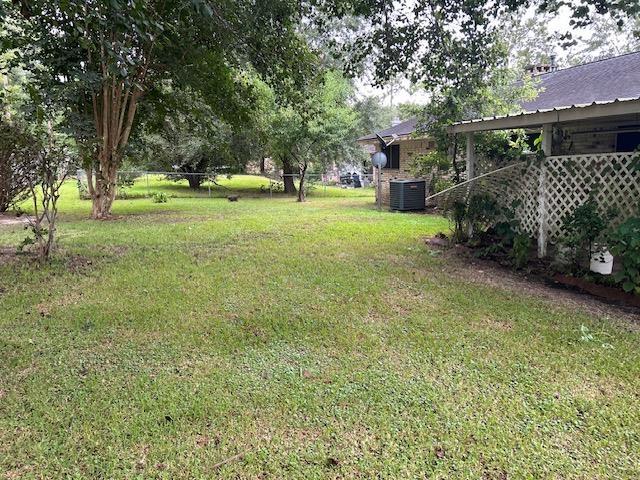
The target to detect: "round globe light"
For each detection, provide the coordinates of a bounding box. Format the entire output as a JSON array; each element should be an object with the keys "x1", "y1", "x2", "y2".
[{"x1": 371, "y1": 151, "x2": 387, "y2": 168}]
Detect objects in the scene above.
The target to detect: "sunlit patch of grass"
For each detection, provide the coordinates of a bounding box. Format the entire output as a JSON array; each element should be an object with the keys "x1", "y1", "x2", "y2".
[{"x1": 0, "y1": 186, "x2": 639, "y2": 478}]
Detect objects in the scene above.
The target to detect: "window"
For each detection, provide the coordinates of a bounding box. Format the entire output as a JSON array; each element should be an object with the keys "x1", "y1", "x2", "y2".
[
  {"x1": 616, "y1": 132, "x2": 640, "y2": 152},
  {"x1": 382, "y1": 144, "x2": 400, "y2": 169}
]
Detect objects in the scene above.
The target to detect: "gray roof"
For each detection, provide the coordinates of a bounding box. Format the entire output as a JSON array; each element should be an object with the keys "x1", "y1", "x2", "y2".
[
  {"x1": 360, "y1": 51, "x2": 640, "y2": 139},
  {"x1": 357, "y1": 117, "x2": 418, "y2": 141},
  {"x1": 519, "y1": 50, "x2": 640, "y2": 113}
]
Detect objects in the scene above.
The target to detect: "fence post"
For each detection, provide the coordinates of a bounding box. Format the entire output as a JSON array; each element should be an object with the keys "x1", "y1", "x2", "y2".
[{"x1": 146, "y1": 173, "x2": 150, "y2": 197}]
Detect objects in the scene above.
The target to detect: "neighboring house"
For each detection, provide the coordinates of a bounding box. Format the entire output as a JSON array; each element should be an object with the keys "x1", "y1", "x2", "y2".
[
  {"x1": 446, "y1": 50, "x2": 640, "y2": 257},
  {"x1": 357, "y1": 118, "x2": 436, "y2": 205}
]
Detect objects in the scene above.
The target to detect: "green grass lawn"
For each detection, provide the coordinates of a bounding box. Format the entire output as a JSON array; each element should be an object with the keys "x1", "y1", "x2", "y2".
[{"x1": 1, "y1": 186, "x2": 639, "y2": 478}]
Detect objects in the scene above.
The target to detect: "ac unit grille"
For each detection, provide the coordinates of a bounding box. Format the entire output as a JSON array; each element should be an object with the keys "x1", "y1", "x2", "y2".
[{"x1": 389, "y1": 180, "x2": 426, "y2": 211}]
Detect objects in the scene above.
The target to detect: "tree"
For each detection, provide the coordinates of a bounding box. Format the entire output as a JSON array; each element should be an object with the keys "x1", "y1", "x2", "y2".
[
  {"x1": 134, "y1": 86, "x2": 234, "y2": 189},
  {"x1": 4, "y1": 0, "x2": 312, "y2": 218},
  {"x1": 314, "y1": 0, "x2": 638, "y2": 91},
  {"x1": 19, "y1": 121, "x2": 73, "y2": 262},
  {"x1": 565, "y1": 15, "x2": 640, "y2": 65},
  {"x1": 268, "y1": 71, "x2": 364, "y2": 201},
  {"x1": 0, "y1": 120, "x2": 37, "y2": 212}
]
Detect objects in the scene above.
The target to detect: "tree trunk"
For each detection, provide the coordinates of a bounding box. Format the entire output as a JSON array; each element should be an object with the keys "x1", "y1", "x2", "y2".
[
  {"x1": 85, "y1": 39, "x2": 149, "y2": 219},
  {"x1": 186, "y1": 174, "x2": 202, "y2": 190},
  {"x1": 88, "y1": 158, "x2": 118, "y2": 219},
  {"x1": 297, "y1": 162, "x2": 307, "y2": 202},
  {"x1": 281, "y1": 156, "x2": 297, "y2": 195},
  {"x1": 259, "y1": 157, "x2": 266, "y2": 174}
]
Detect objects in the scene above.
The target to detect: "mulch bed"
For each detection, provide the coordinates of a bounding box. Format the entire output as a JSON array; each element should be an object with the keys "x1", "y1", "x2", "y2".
[
  {"x1": 550, "y1": 274, "x2": 640, "y2": 308},
  {"x1": 426, "y1": 236, "x2": 640, "y2": 315}
]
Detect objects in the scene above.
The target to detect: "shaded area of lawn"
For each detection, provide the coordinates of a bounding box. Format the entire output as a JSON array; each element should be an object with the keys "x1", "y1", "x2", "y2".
[{"x1": 0, "y1": 192, "x2": 639, "y2": 478}]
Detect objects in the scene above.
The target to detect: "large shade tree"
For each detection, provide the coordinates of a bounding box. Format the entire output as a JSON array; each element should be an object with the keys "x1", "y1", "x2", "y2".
[
  {"x1": 313, "y1": 0, "x2": 639, "y2": 91},
  {"x1": 3, "y1": 0, "x2": 312, "y2": 218}
]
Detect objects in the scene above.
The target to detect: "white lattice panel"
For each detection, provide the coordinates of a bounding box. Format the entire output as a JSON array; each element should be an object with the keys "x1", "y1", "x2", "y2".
[
  {"x1": 430, "y1": 152, "x2": 640, "y2": 244},
  {"x1": 543, "y1": 153, "x2": 640, "y2": 240}
]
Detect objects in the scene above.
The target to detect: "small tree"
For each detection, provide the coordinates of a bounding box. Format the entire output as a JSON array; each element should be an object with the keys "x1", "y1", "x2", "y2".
[
  {"x1": 269, "y1": 71, "x2": 363, "y2": 202},
  {"x1": 560, "y1": 200, "x2": 614, "y2": 272},
  {"x1": 18, "y1": 125, "x2": 73, "y2": 261}
]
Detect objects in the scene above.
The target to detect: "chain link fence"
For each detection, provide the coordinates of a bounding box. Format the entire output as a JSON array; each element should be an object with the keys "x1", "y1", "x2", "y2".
[{"x1": 75, "y1": 170, "x2": 375, "y2": 200}]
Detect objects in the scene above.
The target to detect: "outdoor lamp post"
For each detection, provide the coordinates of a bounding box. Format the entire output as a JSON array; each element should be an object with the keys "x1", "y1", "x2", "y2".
[{"x1": 371, "y1": 151, "x2": 387, "y2": 211}]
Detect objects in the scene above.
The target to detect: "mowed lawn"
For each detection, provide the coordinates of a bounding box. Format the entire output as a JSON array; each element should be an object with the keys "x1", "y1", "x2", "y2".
[{"x1": 1, "y1": 182, "x2": 639, "y2": 479}]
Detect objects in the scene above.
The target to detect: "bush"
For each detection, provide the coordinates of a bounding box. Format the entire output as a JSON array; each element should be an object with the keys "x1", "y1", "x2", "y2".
[
  {"x1": 411, "y1": 151, "x2": 451, "y2": 194},
  {"x1": 609, "y1": 217, "x2": 640, "y2": 293},
  {"x1": 434, "y1": 178, "x2": 454, "y2": 194},
  {"x1": 449, "y1": 200, "x2": 468, "y2": 243},
  {"x1": 467, "y1": 193, "x2": 499, "y2": 233},
  {"x1": 0, "y1": 121, "x2": 38, "y2": 212},
  {"x1": 560, "y1": 200, "x2": 612, "y2": 271},
  {"x1": 510, "y1": 234, "x2": 531, "y2": 269},
  {"x1": 151, "y1": 192, "x2": 168, "y2": 203}
]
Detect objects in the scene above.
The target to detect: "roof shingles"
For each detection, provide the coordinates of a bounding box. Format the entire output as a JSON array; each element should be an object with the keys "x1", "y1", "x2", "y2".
[
  {"x1": 358, "y1": 51, "x2": 640, "y2": 139},
  {"x1": 520, "y1": 50, "x2": 640, "y2": 113}
]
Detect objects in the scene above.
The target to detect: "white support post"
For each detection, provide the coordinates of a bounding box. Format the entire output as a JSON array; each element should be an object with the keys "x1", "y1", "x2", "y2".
[
  {"x1": 541, "y1": 123, "x2": 553, "y2": 157},
  {"x1": 466, "y1": 132, "x2": 476, "y2": 237},
  {"x1": 538, "y1": 124, "x2": 552, "y2": 258}
]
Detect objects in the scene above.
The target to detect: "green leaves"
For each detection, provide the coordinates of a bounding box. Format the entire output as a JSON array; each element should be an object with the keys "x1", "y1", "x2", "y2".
[{"x1": 609, "y1": 216, "x2": 640, "y2": 293}]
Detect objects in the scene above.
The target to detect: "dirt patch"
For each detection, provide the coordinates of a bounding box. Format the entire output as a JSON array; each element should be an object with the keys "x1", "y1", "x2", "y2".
[
  {"x1": 0, "y1": 246, "x2": 21, "y2": 267},
  {"x1": 0, "y1": 214, "x2": 31, "y2": 227},
  {"x1": 433, "y1": 243, "x2": 640, "y2": 325}
]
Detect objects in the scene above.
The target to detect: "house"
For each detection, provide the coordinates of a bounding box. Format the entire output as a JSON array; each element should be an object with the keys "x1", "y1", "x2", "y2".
[
  {"x1": 356, "y1": 118, "x2": 436, "y2": 205},
  {"x1": 358, "y1": 51, "x2": 640, "y2": 225},
  {"x1": 446, "y1": 50, "x2": 640, "y2": 257}
]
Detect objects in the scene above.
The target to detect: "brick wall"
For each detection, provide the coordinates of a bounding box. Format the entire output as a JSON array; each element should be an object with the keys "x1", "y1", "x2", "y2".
[{"x1": 366, "y1": 138, "x2": 435, "y2": 205}]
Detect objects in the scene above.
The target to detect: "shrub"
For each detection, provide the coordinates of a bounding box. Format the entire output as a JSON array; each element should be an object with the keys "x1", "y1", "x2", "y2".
[
  {"x1": 151, "y1": 192, "x2": 168, "y2": 203},
  {"x1": 510, "y1": 234, "x2": 531, "y2": 270},
  {"x1": 434, "y1": 178, "x2": 454, "y2": 194},
  {"x1": 0, "y1": 121, "x2": 38, "y2": 212},
  {"x1": 560, "y1": 200, "x2": 612, "y2": 271},
  {"x1": 449, "y1": 200, "x2": 467, "y2": 243},
  {"x1": 411, "y1": 151, "x2": 450, "y2": 195},
  {"x1": 467, "y1": 193, "x2": 499, "y2": 233},
  {"x1": 609, "y1": 217, "x2": 640, "y2": 293}
]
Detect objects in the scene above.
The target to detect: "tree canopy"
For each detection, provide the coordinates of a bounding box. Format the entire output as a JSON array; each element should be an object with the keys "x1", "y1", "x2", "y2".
[{"x1": 2, "y1": 0, "x2": 314, "y2": 217}]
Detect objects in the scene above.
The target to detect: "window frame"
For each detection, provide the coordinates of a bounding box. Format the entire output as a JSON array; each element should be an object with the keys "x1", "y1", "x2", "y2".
[{"x1": 382, "y1": 144, "x2": 400, "y2": 170}]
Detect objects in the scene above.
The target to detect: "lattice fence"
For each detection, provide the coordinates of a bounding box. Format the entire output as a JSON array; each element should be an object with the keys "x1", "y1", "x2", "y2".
[{"x1": 428, "y1": 152, "x2": 640, "y2": 244}]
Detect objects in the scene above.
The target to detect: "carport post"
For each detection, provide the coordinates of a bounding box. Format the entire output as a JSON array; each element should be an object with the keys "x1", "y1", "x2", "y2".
[
  {"x1": 466, "y1": 132, "x2": 476, "y2": 237},
  {"x1": 538, "y1": 124, "x2": 553, "y2": 258}
]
